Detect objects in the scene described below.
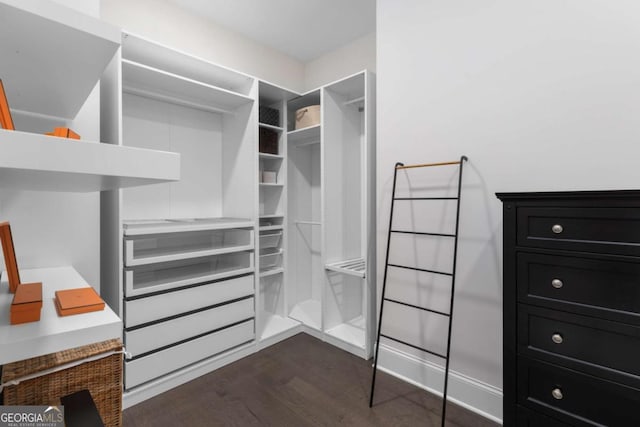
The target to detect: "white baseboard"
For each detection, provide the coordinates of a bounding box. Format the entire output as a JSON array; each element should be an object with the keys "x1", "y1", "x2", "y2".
[{"x1": 377, "y1": 344, "x2": 503, "y2": 424}]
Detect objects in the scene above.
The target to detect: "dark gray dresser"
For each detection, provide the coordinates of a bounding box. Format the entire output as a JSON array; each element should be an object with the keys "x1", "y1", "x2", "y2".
[{"x1": 496, "y1": 191, "x2": 640, "y2": 426}]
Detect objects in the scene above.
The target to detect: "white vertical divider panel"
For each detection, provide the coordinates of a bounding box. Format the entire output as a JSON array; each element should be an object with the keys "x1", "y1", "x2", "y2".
[
  {"x1": 364, "y1": 71, "x2": 377, "y2": 357},
  {"x1": 222, "y1": 80, "x2": 257, "y2": 219},
  {"x1": 100, "y1": 49, "x2": 125, "y2": 316}
]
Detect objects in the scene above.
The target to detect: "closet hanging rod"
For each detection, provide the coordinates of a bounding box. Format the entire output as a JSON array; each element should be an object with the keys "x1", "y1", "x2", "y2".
[
  {"x1": 122, "y1": 86, "x2": 235, "y2": 115},
  {"x1": 295, "y1": 220, "x2": 321, "y2": 225},
  {"x1": 343, "y1": 96, "x2": 365, "y2": 106},
  {"x1": 294, "y1": 140, "x2": 320, "y2": 148},
  {"x1": 396, "y1": 156, "x2": 468, "y2": 170}
]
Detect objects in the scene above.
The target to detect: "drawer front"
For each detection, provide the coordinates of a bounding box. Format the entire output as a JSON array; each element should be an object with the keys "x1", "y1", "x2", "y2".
[
  {"x1": 517, "y1": 207, "x2": 640, "y2": 255},
  {"x1": 125, "y1": 274, "x2": 254, "y2": 327},
  {"x1": 124, "y1": 228, "x2": 254, "y2": 267},
  {"x1": 517, "y1": 252, "x2": 640, "y2": 322},
  {"x1": 518, "y1": 357, "x2": 640, "y2": 426},
  {"x1": 125, "y1": 297, "x2": 254, "y2": 357},
  {"x1": 518, "y1": 305, "x2": 640, "y2": 379},
  {"x1": 125, "y1": 319, "x2": 254, "y2": 389},
  {"x1": 516, "y1": 406, "x2": 569, "y2": 427},
  {"x1": 124, "y1": 252, "x2": 254, "y2": 297}
]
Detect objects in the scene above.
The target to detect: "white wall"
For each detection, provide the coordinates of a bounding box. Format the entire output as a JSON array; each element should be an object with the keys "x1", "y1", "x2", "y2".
[
  {"x1": 304, "y1": 32, "x2": 376, "y2": 91},
  {"x1": 377, "y1": 0, "x2": 640, "y2": 421},
  {"x1": 101, "y1": 0, "x2": 305, "y2": 92},
  {"x1": 0, "y1": 0, "x2": 101, "y2": 288}
]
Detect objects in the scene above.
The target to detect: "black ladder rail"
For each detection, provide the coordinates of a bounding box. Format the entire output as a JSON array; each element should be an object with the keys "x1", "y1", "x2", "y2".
[{"x1": 369, "y1": 156, "x2": 467, "y2": 427}]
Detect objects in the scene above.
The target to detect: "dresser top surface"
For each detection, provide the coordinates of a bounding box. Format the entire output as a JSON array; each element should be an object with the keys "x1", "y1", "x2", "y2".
[{"x1": 496, "y1": 189, "x2": 640, "y2": 201}]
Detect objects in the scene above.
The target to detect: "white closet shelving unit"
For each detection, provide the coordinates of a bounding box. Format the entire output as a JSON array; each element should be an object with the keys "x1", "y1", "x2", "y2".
[
  {"x1": 100, "y1": 32, "x2": 257, "y2": 405},
  {"x1": 256, "y1": 81, "x2": 301, "y2": 348},
  {"x1": 322, "y1": 71, "x2": 376, "y2": 358},
  {"x1": 286, "y1": 90, "x2": 324, "y2": 336},
  {"x1": 0, "y1": 0, "x2": 178, "y2": 192}
]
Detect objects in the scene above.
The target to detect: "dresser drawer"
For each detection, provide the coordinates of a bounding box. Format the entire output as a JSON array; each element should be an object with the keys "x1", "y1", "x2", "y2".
[
  {"x1": 125, "y1": 274, "x2": 254, "y2": 327},
  {"x1": 125, "y1": 319, "x2": 254, "y2": 389},
  {"x1": 518, "y1": 357, "x2": 640, "y2": 426},
  {"x1": 517, "y1": 406, "x2": 569, "y2": 427},
  {"x1": 517, "y1": 207, "x2": 640, "y2": 256},
  {"x1": 517, "y1": 252, "x2": 640, "y2": 323},
  {"x1": 518, "y1": 305, "x2": 640, "y2": 381},
  {"x1": 125, "y1": 297, "x2": 254, "y2": 357}
]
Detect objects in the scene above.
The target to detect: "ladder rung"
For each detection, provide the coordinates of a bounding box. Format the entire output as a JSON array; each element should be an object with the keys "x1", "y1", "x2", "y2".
[
  {"x1": 387, "y1": 264, "x2": 453, "y2": 276},
  {"x1": 380, "y1": 334, "x2": 447, "y2": 359},
  {"x1": 384, "y1": 298, "x2": 450, "y2": 317},
  {"x1": 391, "y1": 230, "x2": 456, "y2": 238},
  {"x1": 394, "y1": 197, "x2": 458, "y2": 201}
]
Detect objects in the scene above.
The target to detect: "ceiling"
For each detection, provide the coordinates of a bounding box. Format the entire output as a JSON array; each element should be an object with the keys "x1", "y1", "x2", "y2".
[{"x1": 166, "y1": 0, "x2": 376, "y2": 62}]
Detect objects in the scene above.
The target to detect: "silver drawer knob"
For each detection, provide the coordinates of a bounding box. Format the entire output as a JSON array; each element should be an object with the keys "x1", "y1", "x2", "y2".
[
  {"x1": 551, "y1": 279, "x2": 564, "y2": 289},
  {"x1": 552, "y1": 333, "x2": 563, "y2": 344},
  {"x1": 552, "y1": 388, "x2": 563, "y2": 400},
  {"x1": 552, "y1": 224, "x2": 564, "y2": 234}
]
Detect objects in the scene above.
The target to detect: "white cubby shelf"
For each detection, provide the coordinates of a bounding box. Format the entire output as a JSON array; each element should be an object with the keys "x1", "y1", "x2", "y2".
[{"x1": 0, "y1": 129, "x2": 179, "y2": 192}]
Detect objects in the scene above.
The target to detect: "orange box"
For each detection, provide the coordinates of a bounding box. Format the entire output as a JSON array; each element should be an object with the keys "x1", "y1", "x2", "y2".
[
  {"x1": 55, "y1": 287, "x2": 104, "y2": 316},
  {"x1": 10, "y1": 282, "x2": 43, "y2": 325},
  {"x1": 53, "y1": 127, "x2": 80, "y2": 140}
]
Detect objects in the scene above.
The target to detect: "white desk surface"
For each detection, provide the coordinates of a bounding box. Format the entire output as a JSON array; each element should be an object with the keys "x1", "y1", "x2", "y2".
[{"x1": 0, "y1": 266, "x2": 122, "y2": 365}]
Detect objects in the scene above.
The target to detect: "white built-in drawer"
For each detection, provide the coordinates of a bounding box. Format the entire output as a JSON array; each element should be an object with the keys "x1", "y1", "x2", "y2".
[
  {"x1": 125, "y1": 319, "x2": 254, "y2": 389},
  {"x1": 125, "y1": 274, "x2": 254, "y2": 327},
  {"x1": 125, "y1": 297, "x2": 254, "y2": 357},
  {"x1": 259, "y1": 231, "x2": 282, "y2": 249},
  {"x1": 124, "y1": 252, "x2": 254, "y2": 297},
  {"x1": 124, "y1": 228, "x2": 254, "y2": 267}
]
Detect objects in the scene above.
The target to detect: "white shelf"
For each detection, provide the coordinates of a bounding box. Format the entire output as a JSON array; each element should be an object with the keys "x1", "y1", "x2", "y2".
[
  {"x1": 0, "y1": 266, "x2": 122, "y2": 365},
  {"x1": 123, "y1": 32, "x2": 254, "y2": 96},
  {"x1": 289, "y1": 299, "x2": 321, "y2": 331},
  {"x1": 288, "y1": 124, "x2": 321, "y2": 145},
  {"x1": 325, "y1": 258, "x2": 366, "y2": 278},
  {"x1": 0, "y1": 129, "x2": 179, "y2": 192},
  {"x1": 259, "y1": 153, "x2": 284, "y2": 160},
  {"x1": 325, "y1": 316, "x2": 366, "y2": 350},
  {"x1": 123, "y1": 217, "x2": 253, "y2": 236},
  {"x1": 260, "y1": 314, "x2": 300, "y2": 341},
  {"x1": 0, "y1": 0, "x2": 120, "y2": 119},
  {"x1": 259, "y1": 123, "x2": 284, "y2": 132},
  {"x1": 259, "y1": 267, "x2": 284, "y2": 278},
  {"x1": 122, "y1": 59, "x2": 254, "y2": 114},
  {"x1": 260, "y1": 214, "x2": 284, "y2": 219}
]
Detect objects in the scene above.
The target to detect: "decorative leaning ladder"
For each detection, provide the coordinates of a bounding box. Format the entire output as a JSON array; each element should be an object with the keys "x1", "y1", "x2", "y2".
[{"x1": 369, "y1": 156, "x2": 468, "y2": 427}]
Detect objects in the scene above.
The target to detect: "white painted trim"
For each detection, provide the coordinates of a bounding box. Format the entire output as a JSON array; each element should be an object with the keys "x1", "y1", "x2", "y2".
[{"x1": 377, "y1": 344, "x2": 503, "y2": 424}]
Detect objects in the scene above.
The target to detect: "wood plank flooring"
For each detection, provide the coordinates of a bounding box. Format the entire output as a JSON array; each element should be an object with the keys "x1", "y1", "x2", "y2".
[{"x1": 123, "y1": 333, "x2": 498, "y2": 426}]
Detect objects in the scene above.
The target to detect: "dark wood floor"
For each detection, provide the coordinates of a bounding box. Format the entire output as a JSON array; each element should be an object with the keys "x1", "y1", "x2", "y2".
[{"x1": 123, "y1": 333, "x2": 498, "y2": 426}]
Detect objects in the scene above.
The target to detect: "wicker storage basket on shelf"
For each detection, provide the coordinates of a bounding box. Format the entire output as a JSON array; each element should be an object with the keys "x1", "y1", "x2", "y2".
[{"x1": 2, "y1": 339, "x2": 123, "y2": 427}]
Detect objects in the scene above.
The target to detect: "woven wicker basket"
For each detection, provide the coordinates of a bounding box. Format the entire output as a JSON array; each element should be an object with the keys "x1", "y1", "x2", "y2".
[{"x1": 2, "y1": 339, "x2": 123, "y2": 427}]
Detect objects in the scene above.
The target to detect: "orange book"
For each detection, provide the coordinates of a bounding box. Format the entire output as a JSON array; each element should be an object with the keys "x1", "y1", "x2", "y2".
[
  {"x1": 0, "y1": 221, "x2": 21, "y2": 293},
  {"x1": 0, "y1": 79, "x2": 15, "y2": 131},
  {"x1": 11, "y1": 282, "x2": 43, "y2": 325},
  {"x1": 53, "y1": 127, "x2": 80, "y2": 140},
  {"x1": 55, "y1": 287, "x2": 105, "y2": 316}
]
